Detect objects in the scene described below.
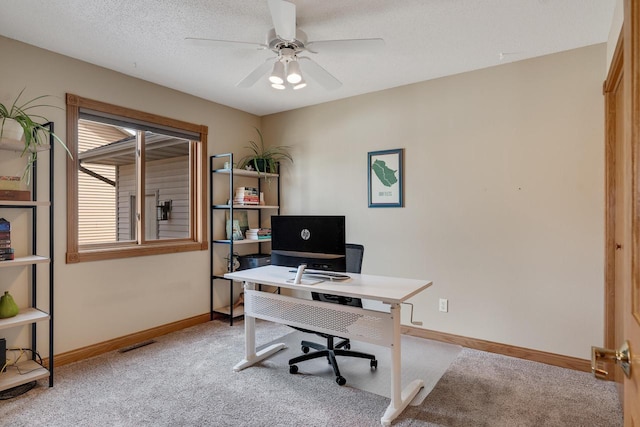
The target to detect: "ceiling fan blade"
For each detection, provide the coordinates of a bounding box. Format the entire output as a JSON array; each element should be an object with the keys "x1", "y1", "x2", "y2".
[
  {"x1": 306, "y1": 38, "x2": 385, "y2": 54},
  {"x1": 298, "y1": 57, "x2": 342, "y2": 90},
  {"x1": 268, "y1": 0, "x2": 296, "y2": 41},
  {"x1": 185, "y1": 37, "x2": 268, "y2": 50},
  {"x1": 236, "y1": 58, "x2": 275, "y2": 88}
]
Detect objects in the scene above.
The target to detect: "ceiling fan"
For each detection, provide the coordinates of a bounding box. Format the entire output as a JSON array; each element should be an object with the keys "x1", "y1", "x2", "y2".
[{"x1": 186, "y1": 0, "x2": 384, "y2": 90}]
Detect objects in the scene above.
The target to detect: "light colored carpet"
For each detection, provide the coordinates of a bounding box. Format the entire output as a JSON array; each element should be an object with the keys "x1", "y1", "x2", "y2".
[
  {"x1": 259, "y1": 330, "x2": 461, "y2": 405},
  {"x1": 0, "y1": 319, "x2": 623, "y2": 426},
  {"x1": 407, "y1": 347, "x2": 623, "y2": 426}
]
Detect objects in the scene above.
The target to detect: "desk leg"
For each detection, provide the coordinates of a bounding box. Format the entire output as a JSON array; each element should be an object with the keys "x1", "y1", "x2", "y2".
[
  {"x1": 381, "y1": 303, "x2": 424, "y2": 426},
  {"x1": 233, "y1": 281, "x2": 286, "y2": 372}
]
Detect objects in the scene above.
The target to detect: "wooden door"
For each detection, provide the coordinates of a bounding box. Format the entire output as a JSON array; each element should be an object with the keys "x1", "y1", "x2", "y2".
[
  {"x1": 604, "y1": 23, "x2": 626, "y2": 386},
  {"x1": 624, "y1": 0, "x2": 640, "y2": 424},
  {"x1": 601, "y1": 2, "x2": 639, "y2": 424}
]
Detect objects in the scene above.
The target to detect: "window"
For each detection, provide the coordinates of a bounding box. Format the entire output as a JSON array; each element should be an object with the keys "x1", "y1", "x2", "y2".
[{"x1": 66, "y1": 94, "x2": 208, "y2": 263}]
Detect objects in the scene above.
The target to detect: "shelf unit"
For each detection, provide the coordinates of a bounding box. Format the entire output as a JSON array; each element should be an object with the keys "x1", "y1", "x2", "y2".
[
  {"x1": 209, "y1": 153, "x2": 280, "y2": 325},
  {"x1": 0, "y1": 123, "x2": 54, "y2": 391}
]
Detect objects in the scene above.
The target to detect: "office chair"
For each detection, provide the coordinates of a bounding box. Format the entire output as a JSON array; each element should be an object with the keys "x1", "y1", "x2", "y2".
[{"x1": 288, "y1": 243, "x2": 377, "y2": 386}]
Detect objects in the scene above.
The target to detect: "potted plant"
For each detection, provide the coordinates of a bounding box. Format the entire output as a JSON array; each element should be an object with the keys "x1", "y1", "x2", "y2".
[
  {"x1": 237, "y1": 127, "x2": 292, "y2": 174},
  {"x1": 0, "y1": 88, "x2": 71, "y2": 183}
]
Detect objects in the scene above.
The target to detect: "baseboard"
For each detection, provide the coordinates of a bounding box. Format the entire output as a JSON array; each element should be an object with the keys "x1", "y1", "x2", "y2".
[
  {"x1": 50, "y1": 313, "x2": 590, "y2": 373},
  {"x1": 401, "y1": 325, "x2": 592, "y2": 373},
  {"x1": 52, "y1": 313, "x2": 211, "y2": 367}
]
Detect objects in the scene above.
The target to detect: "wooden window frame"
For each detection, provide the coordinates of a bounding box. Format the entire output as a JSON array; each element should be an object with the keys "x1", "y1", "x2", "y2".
[{"x1": 65, "y1": 94, "x2": 208, "y2": 263}]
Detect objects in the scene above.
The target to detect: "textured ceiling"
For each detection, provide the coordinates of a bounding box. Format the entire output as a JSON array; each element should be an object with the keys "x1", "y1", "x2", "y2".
[{"x1": 0, "y1": 0, "x2": 615, "y2": 116}]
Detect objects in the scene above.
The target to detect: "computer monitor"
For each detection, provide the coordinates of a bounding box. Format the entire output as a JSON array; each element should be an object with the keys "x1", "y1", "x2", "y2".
[{"x1": 270, "y1": 215, "x2": 346, "y2": 272}]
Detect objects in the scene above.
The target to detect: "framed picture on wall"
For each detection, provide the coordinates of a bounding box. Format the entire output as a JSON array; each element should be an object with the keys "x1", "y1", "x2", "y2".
[{"x1": 368, "y1": 148, "x2": 404, "y2": 208}]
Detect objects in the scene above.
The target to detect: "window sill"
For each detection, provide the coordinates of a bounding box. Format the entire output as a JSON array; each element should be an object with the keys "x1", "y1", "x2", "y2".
[{"x1": 66, "y1": 241, "x2": 208, "y2": 263}]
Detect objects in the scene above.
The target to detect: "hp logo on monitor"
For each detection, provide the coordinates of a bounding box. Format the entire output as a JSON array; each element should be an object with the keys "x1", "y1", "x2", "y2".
[{"x1": 300, "y1": 228, "x2": 311, "y2": 240}]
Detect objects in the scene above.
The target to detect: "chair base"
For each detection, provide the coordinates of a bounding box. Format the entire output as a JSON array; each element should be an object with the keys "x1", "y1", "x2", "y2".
[{"x1": 288, "y1": 337, "x2": 377, "y2": 386}]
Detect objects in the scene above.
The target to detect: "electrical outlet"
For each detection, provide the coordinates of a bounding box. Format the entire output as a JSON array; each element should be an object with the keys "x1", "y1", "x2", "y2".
[{"x1": 439, "y1": 298, "x2": 448, "y2": 313}]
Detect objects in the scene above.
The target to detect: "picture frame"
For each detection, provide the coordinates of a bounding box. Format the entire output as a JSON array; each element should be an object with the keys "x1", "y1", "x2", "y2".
[
  {"x1": 226, "y1": 219, "x2": 244, "y2": 240},
  {"x1": 225, "y1": 210, "x2": 249, "y2": 240},
  {"x1": 368, "y1": 148, "x2": 404, "y2": 208}
]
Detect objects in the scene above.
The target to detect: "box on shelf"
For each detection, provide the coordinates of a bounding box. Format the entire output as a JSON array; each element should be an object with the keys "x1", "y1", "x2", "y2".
[
  {"x1": 0, "y1": 176, "x2": 22, "y2": 191},
  {"x1": 0, "y1": 190, "x2": 30, "y2": 201},
  {"x1": 238, "y1": 253, "x2": 271, "y2": 270}
]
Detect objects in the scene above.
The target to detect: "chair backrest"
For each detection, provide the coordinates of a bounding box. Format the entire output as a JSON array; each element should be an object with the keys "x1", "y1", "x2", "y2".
[
  {"x1": 345, "y1": 243, "x2": 364, "y2": 274},
  {"x1": 312, "y1": 243, "x2": 364, "y2": 307}
]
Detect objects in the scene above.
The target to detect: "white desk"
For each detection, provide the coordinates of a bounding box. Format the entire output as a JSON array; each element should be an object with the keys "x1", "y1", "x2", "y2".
[{"x1": 224, "y1": 265, "x2": 431, "y2": 426}]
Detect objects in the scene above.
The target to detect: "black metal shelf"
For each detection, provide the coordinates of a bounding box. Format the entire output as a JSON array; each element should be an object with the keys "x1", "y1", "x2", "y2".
[
  {"x1": 209, "y1": 153, "x2": 280, "y2": 325},
  {"x1": 0, "y1": 122, "x2": 54, "y2": 389}
]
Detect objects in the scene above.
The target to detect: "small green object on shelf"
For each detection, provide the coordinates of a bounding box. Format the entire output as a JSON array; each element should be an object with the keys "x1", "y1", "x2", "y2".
[{"x1": 0, "y1": 291, "x2": 19, "y2": 318}]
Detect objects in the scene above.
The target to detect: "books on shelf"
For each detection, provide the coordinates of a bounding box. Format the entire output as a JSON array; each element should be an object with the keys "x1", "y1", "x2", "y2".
[
  {"x1": 234, "y1": 187, "x2": 259, "y2": 205},
  {"x1": 0, "y1": 219, "x2": 12, "y2": 261},
  {"x1": 245, "y1": 228, "x2": 271, "y2": 240},
  {"x1": 0, "y1": 249, "x2": 14, "y2": 261}
]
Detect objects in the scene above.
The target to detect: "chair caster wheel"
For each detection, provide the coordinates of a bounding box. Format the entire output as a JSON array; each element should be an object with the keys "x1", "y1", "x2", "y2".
[
  {"x1": 301, "y1": 346, "x2": 309, "y2": 354},
  {"x1": 336, "y1": 376, "x2": 346, "y2": 386},
  {"x1": 289, "y1": 365, "x2": 299, "y2": 374},
  {"x1": 371, "y1": 360, "x2": 378, "y2": 369}
]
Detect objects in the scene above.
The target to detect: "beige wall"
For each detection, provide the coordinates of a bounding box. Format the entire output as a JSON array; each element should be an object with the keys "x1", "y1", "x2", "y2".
[
  {"x1": 0, "y1": 33, "x2": 606, "y2": 360},
  {"x1": 0, "y1": 35, "x2": 260, "y2": 354},
  {"x1": 263, "y1": 44, "x2": 606, "y2": 359}
]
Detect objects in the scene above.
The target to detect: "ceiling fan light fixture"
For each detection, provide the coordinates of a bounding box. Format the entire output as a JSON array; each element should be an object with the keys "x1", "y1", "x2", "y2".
[
  {"x1": 286, "y1": 59, "x2": 302, "y2": 84},
  {"x1": 268, "y1": 60, "x2": 285, "y2": 84},
  {"x1": 190, "y1": 0, "x2": 384, "y2": 92}
]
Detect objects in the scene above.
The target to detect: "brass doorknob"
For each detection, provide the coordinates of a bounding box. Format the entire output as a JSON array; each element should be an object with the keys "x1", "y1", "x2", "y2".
[{"x1": 591, "y1": 340, "x2": 631, "y2": 379}]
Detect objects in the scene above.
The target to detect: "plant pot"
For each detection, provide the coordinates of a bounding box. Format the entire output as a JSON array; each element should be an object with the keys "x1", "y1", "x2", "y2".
[
  {"x1": 0, "y1": 118, "x2": 24, "y2": 143},
  {"x1": 252, "y1": 158, "x2": 269, "y2": 173}
]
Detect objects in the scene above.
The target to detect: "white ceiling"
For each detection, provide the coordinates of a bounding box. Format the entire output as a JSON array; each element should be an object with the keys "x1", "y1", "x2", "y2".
[{"x1": 0, "y1": 0, "x2": 615, "y2": 116}]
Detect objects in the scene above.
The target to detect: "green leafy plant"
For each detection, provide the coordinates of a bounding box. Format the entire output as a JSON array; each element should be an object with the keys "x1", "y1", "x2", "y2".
[
  {"x1": 0, "y1": 88, "x2": 72, "y2": 183},
  {"x1": 237, "y1": 127, "x2": 292, "y2": 174}
]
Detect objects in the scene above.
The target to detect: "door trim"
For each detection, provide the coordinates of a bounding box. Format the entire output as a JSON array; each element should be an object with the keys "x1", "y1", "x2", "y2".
[{"x1": 604, "y1": 30, "x2": 624, "y2": 353}]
